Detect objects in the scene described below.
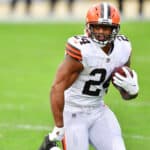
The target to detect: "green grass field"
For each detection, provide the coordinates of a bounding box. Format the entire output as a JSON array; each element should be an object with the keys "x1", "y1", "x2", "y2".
[{"x1": 0, "y1": 21, "x2": 150, "y2": 150}]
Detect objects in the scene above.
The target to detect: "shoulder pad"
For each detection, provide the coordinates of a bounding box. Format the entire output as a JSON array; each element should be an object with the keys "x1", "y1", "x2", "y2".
[
  {"x1": 116, "y1": 34, "x2": 132, "y2": 50},
  {"x1": 68, "y1": 35, "x2": 91, "y2": 46},
  {"x1": 65, "y1": 35, "x2": 91, "y2": 61},
  {"x1": 116, "y1": 34, "x2": 130, "y2": 42}
]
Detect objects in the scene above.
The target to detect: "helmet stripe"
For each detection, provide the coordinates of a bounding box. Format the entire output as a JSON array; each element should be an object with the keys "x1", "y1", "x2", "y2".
[
  {"x1": 103, "y1": 3, "x2": 108, "y2": 19},
  {"x1": 100, "y1": 3, "x2": 104, "y2": 18},
  {"x1": 100, "y1": 3, "x2": 111, "y2": 19},
  {"x1": 108, "y1": 5, "x2": 111, "y2": 18}
]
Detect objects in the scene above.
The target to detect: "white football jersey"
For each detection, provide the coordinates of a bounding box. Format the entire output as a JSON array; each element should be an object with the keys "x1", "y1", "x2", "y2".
[{"x1": 65, "y1": 35, "x2": 131, "y2": 108}]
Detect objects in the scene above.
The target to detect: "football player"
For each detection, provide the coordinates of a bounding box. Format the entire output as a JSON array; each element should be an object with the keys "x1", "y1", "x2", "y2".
[{"x1": 39, "y1": 2, "x2": 139, "y2": 150}]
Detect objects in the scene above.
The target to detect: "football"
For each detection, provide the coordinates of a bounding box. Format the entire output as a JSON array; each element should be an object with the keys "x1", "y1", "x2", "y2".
[{"x1": 112, "y1": 66, "x2": 133, "y2": 85}]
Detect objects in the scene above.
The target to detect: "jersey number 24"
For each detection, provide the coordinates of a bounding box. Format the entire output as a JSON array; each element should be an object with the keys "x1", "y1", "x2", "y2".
[{"x1": 82, "y1": 68, "x2": 111, "y2": 96}]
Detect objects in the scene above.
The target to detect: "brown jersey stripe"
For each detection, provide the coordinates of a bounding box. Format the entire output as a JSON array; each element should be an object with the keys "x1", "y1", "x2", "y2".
[
  {"x1": 66, "y1": 47, "x2": 82, "y2": 59},
  {"x1": 66, "y1": 50, "x2": 82, "y2": 61},
  {"x1": 66, "y1": 48, "x2": 81, "y2": 57},
  {"x1": 66, "y1": 43, "x2": 82, "y2": 60},
  {"x1": 66, "y1": 43, "x2": 81, "y2": 55},
  {"x1": 62, "y1": 136, "x2": 67, "y2": 150}
]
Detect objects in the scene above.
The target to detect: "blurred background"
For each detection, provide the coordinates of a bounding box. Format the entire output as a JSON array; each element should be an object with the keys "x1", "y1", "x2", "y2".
[
  {"x1": 0, "y1": 0, "x2": 150, "y2": 22},
  {"x1": 0, "y1": 0, "x2": 150, "y2": 150}
]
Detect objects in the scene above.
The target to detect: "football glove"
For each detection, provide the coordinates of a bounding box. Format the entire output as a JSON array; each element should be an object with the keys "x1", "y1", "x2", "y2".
[
  {"x1": 38, "y1": 134, "x2": 58, "y2": 150},
  {"x1": 49, "y1": 126, "x2": 65, "y2": 141},
  {"x1": 113, "y1": 67, "x2": 139, "y2": 95}
]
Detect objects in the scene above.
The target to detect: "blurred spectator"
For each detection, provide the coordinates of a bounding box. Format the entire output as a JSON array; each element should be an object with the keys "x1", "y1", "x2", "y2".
[
  {"x1": 48, "y1": 0, "x2": 75, "y2": 15},
  {"x1": 10, "y1": 0, "x2": 32, "y2": 15},
  {"x1": 117, "y1": 0, "x2": 123, "y2": 15},
  {"x1": 67, "y1": 0, "x2": 75, "y2": 14},
  {"x1": 48, "y1": 0, "x2": 58, "y2": 14},
  {"x1": 117, "y1": 0, "x2": 144, "y2": 17},
  {"x1": 139, "y1": 0, "x2": 143, "y2": 17}
]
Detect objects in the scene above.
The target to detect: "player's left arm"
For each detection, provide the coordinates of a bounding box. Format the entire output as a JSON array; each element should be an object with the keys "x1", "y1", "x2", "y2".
[{"x1": 118, "y1": 56, "x2": 139, "y2": 100}]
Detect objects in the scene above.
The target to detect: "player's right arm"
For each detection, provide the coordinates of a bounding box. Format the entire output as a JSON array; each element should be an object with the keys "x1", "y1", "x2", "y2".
[
  {"x1": 49, "y1": 38, "x2": 84, "y2": 141},
  {"x1": 50, "y1": 55, "x2": 83, "y2": 127},
  {"x1": 39, "y1": 53, "x2": 83, "y2": 149}
]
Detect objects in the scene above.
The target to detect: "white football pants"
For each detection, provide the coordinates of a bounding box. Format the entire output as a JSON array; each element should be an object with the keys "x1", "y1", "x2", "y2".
[{"x1": 63, "y1": 105, "x2": 126, "y2": 150}]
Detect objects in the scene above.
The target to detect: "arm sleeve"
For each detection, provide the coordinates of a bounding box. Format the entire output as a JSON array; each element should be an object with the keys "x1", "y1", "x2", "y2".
[{"x1": 65, "y1": 37, "x2": 82, "y2": 61}]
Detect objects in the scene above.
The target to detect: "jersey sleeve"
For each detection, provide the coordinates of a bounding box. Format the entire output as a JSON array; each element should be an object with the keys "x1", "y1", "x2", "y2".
[
  {"x1": 119, "y1": 34, "x2": 132, "y2": 53},
  {"x1": 116, "y1": 35, "x2": 132, "y2": 65},
  {"x1": 123, "y1": 37, "x2": 132, "y2": 59},
  {"x1": 65, "y1": 36, "x2": 82, "y2": 61}
]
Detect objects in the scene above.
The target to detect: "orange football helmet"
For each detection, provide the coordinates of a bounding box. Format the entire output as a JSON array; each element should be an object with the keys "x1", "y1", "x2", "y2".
[{"x1": 86, "y1": 2, "x2": 120, "y2": 47}]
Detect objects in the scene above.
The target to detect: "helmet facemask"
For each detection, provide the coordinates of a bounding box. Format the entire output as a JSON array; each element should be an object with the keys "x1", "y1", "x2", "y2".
[{"x1": 86, "y1": 23, "x2": 120, "y2": 47}]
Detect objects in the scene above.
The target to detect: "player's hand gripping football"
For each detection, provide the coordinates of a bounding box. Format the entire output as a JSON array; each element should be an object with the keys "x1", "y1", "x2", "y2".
[{"x1": 113, "y1": 67, "x2": 139, "y2": 95}]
